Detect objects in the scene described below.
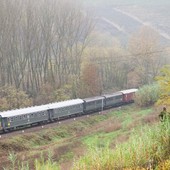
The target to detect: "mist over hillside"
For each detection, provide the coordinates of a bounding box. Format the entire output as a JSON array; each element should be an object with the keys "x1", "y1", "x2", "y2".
[{"x1": 83, "y1": 0, "x2": 170, "y2": 46}]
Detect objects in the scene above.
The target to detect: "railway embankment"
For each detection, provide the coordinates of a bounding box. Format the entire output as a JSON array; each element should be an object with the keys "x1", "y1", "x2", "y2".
[{"x1": 0, "y1": 106, "x2": 169, "y2": 170}]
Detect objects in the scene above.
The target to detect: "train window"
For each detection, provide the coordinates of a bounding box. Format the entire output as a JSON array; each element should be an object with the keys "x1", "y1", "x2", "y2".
[
  {"x1": 31, "y1": 114, "x2": 34, "y2": 117},
  {"x1": 96, "y1": 101, "x2": 100, "y2": 104},
  {"x1": 11, "y1": 117, "x2": 13, "y2": 122}
]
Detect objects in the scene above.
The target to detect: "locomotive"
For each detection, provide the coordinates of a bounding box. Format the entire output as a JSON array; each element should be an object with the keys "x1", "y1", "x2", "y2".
[{"x1": 0, "y1": 89, "x2": 138, "y2": 133}]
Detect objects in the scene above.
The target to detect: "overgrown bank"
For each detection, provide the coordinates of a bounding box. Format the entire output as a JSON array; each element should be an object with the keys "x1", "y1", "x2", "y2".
[
  {"x1": 72, "y1": 120, "x2": 170, "y2": 170},
  {"x1": 0, "y1": 106, "x2": 169, "y2": 170}
]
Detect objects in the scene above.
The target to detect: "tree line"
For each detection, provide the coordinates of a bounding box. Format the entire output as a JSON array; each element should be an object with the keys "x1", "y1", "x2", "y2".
[
  {"x1": 0, "y1": 0, "x2": 93, "y2": 96},
  {"x1": 0, "y1": 0, "x2": 170, "y2": 110}
]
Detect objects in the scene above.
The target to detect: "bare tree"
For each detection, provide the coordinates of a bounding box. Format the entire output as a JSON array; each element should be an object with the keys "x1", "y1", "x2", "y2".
[
  {"x1": 0, "y1": 0, "x2": 94, "y2": 99},
  {"x1": 128, "y1": 26, "x2": 166, "y2": 85}
]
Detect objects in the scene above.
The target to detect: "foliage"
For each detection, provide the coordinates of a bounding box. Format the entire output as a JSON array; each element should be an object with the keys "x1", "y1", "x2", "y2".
[
  {"x1": 0, "y1": 86, "x2": 32, "y2": 111},
  {"x1": 72, "y1": 121, "x2": 170, "y2": 170},
  {"x1": 0, "y1": 0, "x2": 93, "y2": 96},
  {"x1": 6, "y1": 151, "x2": 60, "y2": 170},
  {"x1": 2, "y1": 106, "x2": 163, "y2": 170},
  {"x1": 128, "y1": 26, "x2": 166, "y2": 85},
  {"x1": 157, "y1": 159, "x2": 170, "y2": 170},
  {"x1": 34, "y1": 84, "x2": 73, "y2": 105},
  {"x1": 34, "y1": 151, "x2": 60, "y2": 170},
  {"x1": 54, "y1": 84, "x2": 72, "y2": 102},
  {"x1": 134, "y1": 83, "x2": 160, "y2": 107},
  {"x1": 80, "y1": 59, "x2": 102, "y2": 97},
  {"x1": 33, "y1": 83, "x2": 55, "y2": 105},
  {"x1": 156, "y1": 65, "x2": 170, "y2": 106},
  {"x1": 8, "y1": 151, "x2": 17, "y2": 170}
]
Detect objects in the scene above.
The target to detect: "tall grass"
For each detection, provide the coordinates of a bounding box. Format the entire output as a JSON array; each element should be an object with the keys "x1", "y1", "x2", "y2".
[
  {"x1": 72, "y1": 121, "x2": 170, "y2": 170},
  {"x1": 6, "y1": 150, "x2": 60, "y2": 170}
]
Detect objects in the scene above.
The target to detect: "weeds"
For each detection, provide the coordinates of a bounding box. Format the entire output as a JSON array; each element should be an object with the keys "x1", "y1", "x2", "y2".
[
  {"x1": 3, "y1": 106, "x2": 168, "y2": 170},
  {"x1": 72, "y1": 121, "x2": 170, "y2": 170},
  {"x1": 34, "y1": 154, "x2": 60, "y2": 170},
  {"x1": 6, "y1": 150, "x2": 60, "y2": 170},
  {"x1": 8, "y1": 151, "x2": 17, "y2": 170}
]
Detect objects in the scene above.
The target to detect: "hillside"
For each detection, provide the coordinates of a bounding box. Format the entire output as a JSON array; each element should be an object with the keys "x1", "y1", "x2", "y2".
[
  {"x1": 0, "y1": 105, "x2": 164, "y2": 170},
  {"x1": 83, "y1": 0, "x2": 170, "y2": 45}
]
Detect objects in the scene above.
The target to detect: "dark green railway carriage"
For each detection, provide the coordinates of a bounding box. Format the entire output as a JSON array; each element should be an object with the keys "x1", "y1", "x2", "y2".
[
  {"x1": 48, "y1": 99, "x2": 84, "y2": 120},
  {"x1": 83, "y1": 96, "x2": 105, "y2": 113},
  {"x1": 103, "y1": 92, "x2": 123, "y2": 108},
  {"x1": 0, "y1": 105, "x2": 49, "y2": 131}
]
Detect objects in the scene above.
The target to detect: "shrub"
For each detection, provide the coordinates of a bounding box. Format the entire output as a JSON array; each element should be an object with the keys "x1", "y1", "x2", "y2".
[
  {"x1": 0, "y1": 86, "x2": 32, "y2": 111},
  {"x1": 134, "y1": 84, "x2": 160, "y2": 107}
]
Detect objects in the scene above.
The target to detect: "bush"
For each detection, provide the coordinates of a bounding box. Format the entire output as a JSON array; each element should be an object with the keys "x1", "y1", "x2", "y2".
[
  {"x1": 134, "y1": 84, "x2": 160, "y2": 107},
  {"x1": 0, "y1": 86, "x2": 32, "y2": 111}
]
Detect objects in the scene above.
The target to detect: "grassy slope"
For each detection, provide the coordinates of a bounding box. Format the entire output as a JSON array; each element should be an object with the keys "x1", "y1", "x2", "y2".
[{"x1": 0, "y1": 105, "x2": 163, "y2": 170}]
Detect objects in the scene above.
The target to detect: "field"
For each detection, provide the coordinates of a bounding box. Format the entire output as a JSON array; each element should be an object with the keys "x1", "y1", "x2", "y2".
[
  {"x1": 83, "y1": 0, "x2": 170, "y2": 45},
  {"x1": 0, "y1": 105, "x2": 163, "y2": 170}
]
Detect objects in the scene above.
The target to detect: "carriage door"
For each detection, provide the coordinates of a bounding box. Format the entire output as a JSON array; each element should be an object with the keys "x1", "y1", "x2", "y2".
[{"x1": 48, "y1": 109, "x2": 54, "y2": 121}]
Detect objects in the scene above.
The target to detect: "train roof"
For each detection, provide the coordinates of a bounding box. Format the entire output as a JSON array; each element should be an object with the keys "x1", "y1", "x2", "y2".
[
  {"x1": 103, "y1": 92, "x2": 123, "y2": 98},
  {"x1": 0, "y1": 105, "x2": 48, "y2": 118},
  {"x1": 47, "y1": 99, "x2": 84, "y2": 109},
  {"x1": 83, "y1": 96, "x2": 105, "y2": 102},
  {"x1": 120, "y1": 89, "x2": 138, "y2": 94},
  {"x1": 0, "y1": 99, "x2": 84, "y2": 118}
]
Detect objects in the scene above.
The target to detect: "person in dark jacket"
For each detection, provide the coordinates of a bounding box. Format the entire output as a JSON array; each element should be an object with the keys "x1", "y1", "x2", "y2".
[{"x1": 159, "y1": 107, "x2": 170, "y2": 122}]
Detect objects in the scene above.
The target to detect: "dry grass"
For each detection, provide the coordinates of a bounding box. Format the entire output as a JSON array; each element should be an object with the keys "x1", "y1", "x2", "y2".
[
  {"x1": 103, "y1": 120, "x2": 122, "y2": 133},
  {"x1": 141, "y1": 112, "x2": 159, "y2": 124}
]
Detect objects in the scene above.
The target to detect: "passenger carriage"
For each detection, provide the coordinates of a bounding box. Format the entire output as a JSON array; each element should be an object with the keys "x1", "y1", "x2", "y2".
[
  {"x1": 103, "y1": 92, "x2": 123, "y2": 108},
  {"x1": 47, "y1": 99, "x2": 84, "y2": 120},
  {"x1": 83, "y1": 96, "x2": 105, "y2": 113},
  {"x1": 0, "y1": 105, "x2": 49, "y2": 132}
]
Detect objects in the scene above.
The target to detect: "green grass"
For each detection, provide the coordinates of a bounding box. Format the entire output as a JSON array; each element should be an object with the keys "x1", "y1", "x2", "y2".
[
  {"x1": 2, "y1": 105, "x2": 166, "y2": 170},
  {"x1": 72, "y1": 120, "x2": 170, "y2": 170},
  {"x1": 81, "y1": 107, "x2": 153, "y2": 150},
  {"x1": 82, "y1": 130, "x2": 121, "y2": 148}
]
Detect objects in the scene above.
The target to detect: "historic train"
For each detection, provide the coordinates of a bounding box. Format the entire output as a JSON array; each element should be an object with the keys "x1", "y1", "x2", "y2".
[{"x1": 0, "y1": 89, "x2": 138, "y2": 133}]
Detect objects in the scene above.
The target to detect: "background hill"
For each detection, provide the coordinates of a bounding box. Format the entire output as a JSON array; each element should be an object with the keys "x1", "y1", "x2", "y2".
[{"x1": 83, "y1": 0, "x2": 170, "y2": 45}]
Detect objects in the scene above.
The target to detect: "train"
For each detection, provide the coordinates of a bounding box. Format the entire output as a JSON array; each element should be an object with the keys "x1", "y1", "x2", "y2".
[{"x1": 0, "y1": 89, "x2": 138, "y2": 133}]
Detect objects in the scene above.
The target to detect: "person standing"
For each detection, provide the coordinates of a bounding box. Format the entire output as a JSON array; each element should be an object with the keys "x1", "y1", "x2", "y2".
[{"x1": 159, "y1": 107, "x2": 170, "y2": 122}]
